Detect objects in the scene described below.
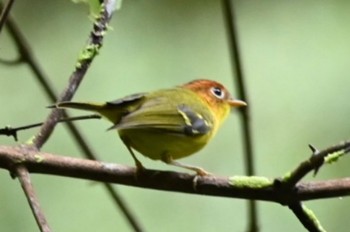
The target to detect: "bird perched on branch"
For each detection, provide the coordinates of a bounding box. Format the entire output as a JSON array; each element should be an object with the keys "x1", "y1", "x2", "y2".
[{"x1": 52, "y1": 79, "x2": 246, "y2": 176}]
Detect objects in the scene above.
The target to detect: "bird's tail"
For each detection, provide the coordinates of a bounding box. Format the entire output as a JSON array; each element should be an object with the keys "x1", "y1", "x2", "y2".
[
  {"x1": 49, "y1": 101, "x2": 124, "y2": 124},
  {"x1": 50, "y1": 101, "x2": 106, "y2": 112}
]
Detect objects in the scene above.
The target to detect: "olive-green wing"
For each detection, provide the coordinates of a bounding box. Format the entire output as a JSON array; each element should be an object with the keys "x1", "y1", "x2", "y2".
[{"x1": 111, "y1": 97, "x2": 212, "y2": 136}]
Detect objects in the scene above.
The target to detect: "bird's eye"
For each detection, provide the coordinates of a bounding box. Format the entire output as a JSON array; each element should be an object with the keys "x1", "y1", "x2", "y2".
[{"x1": 210, "y1": 86, "x2": 225, "y2": 99}]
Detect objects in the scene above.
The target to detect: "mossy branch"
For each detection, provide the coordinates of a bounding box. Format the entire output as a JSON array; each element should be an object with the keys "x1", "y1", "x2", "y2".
[{"x1": 0, "y1": 140, "x2": 349, "y2": 203}]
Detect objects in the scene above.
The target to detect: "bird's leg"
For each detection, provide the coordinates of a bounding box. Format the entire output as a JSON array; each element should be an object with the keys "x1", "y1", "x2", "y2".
[
  {"x1": 161, "y1": 154, "x2": 211, "y2": 176},
  {"x1": 120, "y1": 136, "x2": 145, "y2": 171},
  {"x1": 124, "y1": 144, "x2": 145, "y2": 171}
]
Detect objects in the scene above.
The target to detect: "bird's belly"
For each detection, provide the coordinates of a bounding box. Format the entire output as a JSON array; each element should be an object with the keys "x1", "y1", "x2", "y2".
[{"x1": 118, "y1": 129, "x2": 211, "y2": 160}]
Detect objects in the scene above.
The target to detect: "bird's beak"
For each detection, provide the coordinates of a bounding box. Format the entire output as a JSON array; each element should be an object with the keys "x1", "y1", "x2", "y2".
[{"x1": 229, "y1": 99, "x2": 247, "y2": 107}]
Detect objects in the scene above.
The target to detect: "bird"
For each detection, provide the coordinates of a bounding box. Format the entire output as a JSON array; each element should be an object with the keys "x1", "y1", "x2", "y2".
[{"x1": 52, "y1": 79, "x2": 246, "y2": 175}]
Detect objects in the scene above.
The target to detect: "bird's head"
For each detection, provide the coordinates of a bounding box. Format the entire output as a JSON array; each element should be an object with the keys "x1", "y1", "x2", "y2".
[{"x1": 183, "y1": 79, "x2": 246, "y2": 124}]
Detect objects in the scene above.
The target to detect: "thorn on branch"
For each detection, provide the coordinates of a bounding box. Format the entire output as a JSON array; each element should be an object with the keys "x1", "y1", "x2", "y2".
[
  {"x1": 308, "y1": 144, "x2": 319, "y2": 154},
  {"x1": 278, "y1": 140, "x2": 350, "y2": 190},
  {"x1": 308, "y1": 144, "x2": 322, "y2": 176}
]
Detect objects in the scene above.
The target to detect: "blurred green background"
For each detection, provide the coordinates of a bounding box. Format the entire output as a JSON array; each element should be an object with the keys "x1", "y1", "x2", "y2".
[{"x1": 1, "y1": 0, "x2": 350, "y2": 231}]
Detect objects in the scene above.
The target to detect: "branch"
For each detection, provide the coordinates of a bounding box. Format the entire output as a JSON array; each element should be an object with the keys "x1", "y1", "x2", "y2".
[
  {"x1": 4, "y1": 15, "x2": 57, "y2": 99},
  {"x1": 16, "y1": 165, "x2": 51, "y2": 232},
  {"x1": 1, "y1": 142, "x2": 349, "y2": 203},
  {"x1": 279, "y1": 141, "x2": 350, "y2": 189},
  {"x1": 1, "y1": 2, "x2": 53, "y2": 229},
  {"x1": 271, "y1": 141, "x2": 350, "y2": 231},
  {"x1": 221, "y1": 0, "x2": 257, "y2": 231},
  {"x1": 0, "y1": 0, "x2": 16, "y2": 33},
  {"x1": 5, "y1": 2, "x2": 144, "y2": 231},
  {"x1": 289, "y1": 202, "x2": 326, "y2": 232},
  {"x1": 2, "y1": 2, "x2": 121, "y2": 232},
  {"x1": 32, "y1": 0, "x2": 116, "y2": 149},
  {"x1": 104, "y1": 184, "x2": 144, "y2": 232}
]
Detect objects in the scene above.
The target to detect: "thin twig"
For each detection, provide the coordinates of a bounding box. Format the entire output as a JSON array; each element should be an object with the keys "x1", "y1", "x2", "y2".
[
  {"x1": 0, "y1": 114, "x2": 101, "y2": 141},
  {"x1": 5, "y1": 16, "x2": 60, "y2": 101},
  {"x1": 288, "y1": 202, "x2": 326, "y2": 232},
  {"x1": 221, "y1": 0, "x2": 257, "y2": 231},
  {"x1": 0, "y1": 56, "x2": 22, "y2": 65},
  {"x1": 16, "y1": 165, "x2": 52, "y2": 232},
  {"x1": 0, "y1": 0, "x2": 16, "y2": 33},
  {"x1": 104, "y1": 184, "x2": 144, "y2": 232}
]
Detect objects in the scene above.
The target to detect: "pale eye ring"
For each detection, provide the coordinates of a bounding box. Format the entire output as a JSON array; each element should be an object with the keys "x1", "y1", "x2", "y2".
[{"x1": 210, "y1": 86, "x2": 225, "y2": 99}]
